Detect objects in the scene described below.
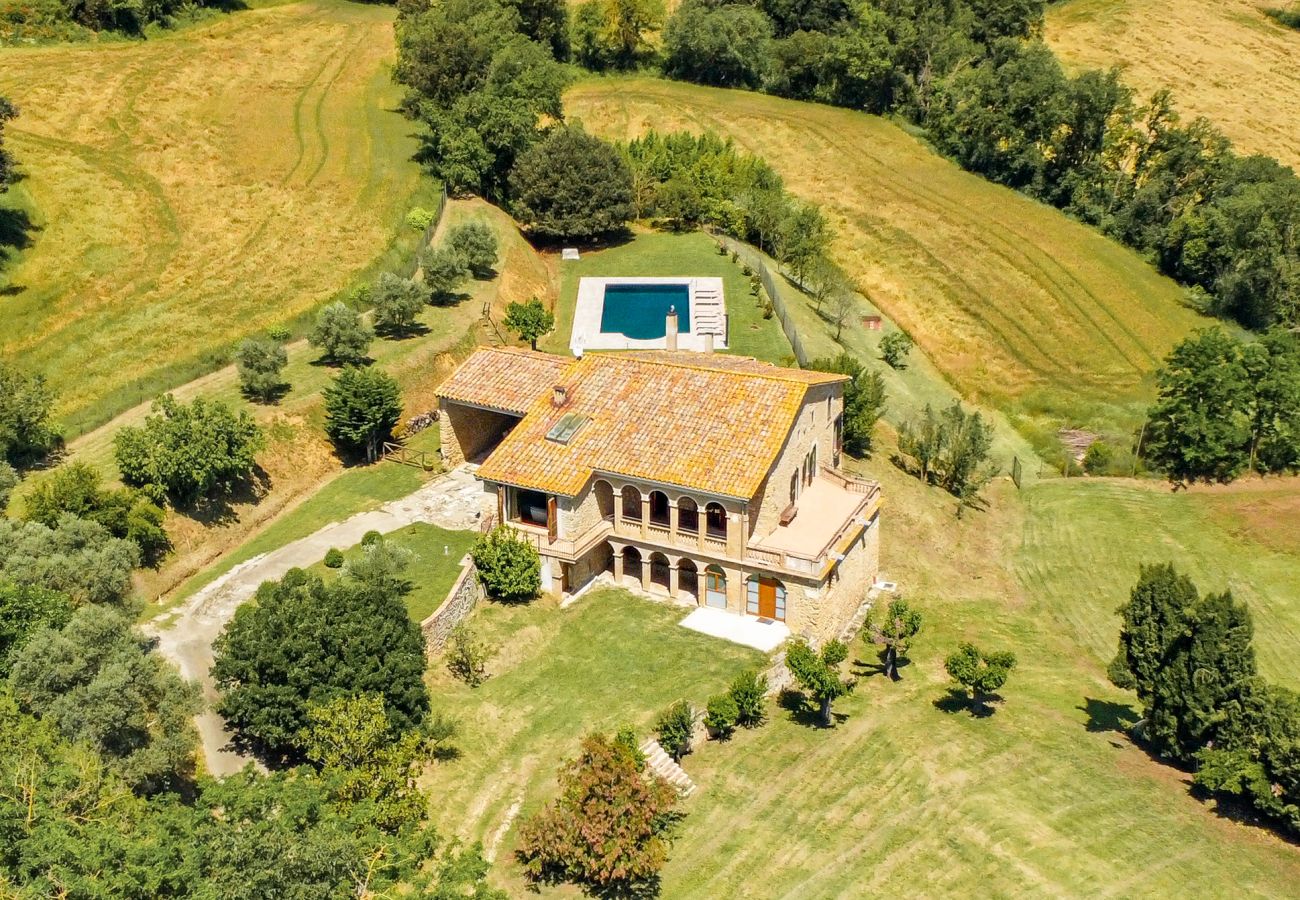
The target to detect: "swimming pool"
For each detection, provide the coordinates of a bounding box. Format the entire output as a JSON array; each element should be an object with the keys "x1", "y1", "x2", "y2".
[{"x1": 599, "y1": 283, "x2": 692, "y2": 340}]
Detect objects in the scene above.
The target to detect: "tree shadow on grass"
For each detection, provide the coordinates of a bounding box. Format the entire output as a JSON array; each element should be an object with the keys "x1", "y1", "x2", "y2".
[
  {"x1": 852, "y1": 653, "x2": 911, "y2": 680},
  {"x1": 0, "y1": 205, "x2": 36, "y2": 276},
  {"x1": 1078, "y1": 697, "x2": 1140, "y2": 734},
  {"x1": 933, "y1": 688, "x2": 998, "y2": 718},
  {"x1": 240, "y1": 381, "x2": 291, "y2": 405},
  {"x1": 183, "y1": 465, "x2": 271, "y2": 528},
  {"x1": 777, "y1": 687, "x2": 848, "y2": 729},
  {"x1": 376, "y1": 322, "x2": 431, "y2": 341}
]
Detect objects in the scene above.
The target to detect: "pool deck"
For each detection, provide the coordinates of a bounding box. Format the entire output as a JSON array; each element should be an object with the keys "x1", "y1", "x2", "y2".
[{"x1": 571, "y1": 276, "x2": 728, "y2": 355}]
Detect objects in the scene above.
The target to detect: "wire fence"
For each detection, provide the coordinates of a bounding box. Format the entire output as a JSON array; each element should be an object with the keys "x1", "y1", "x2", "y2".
[
  {"x1": 400, "y1": 185, "x2": 449, "y2": 279},
  {"x1": 711, "y1": 233, "x2": 810, "y2": 367}
]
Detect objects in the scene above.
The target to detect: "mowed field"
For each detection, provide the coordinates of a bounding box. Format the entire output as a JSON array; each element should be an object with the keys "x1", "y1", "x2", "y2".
[
  {"x1": 1047, "y1": 0, "x2": 1300, "y2": 171},
  {"x1": 0, "y1": 0, "x2": 423, "y2": 428},
  {"x1": 567, "y1": 77, "x2": 1205, "y2": 443},
  {"x1": 424, "y1": 455, "x2": 1300, "y2": 897}
]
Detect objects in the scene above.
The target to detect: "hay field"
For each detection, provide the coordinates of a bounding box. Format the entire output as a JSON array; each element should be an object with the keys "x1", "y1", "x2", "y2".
[
  {"x1": 567, "y1": 77, "x2": 1205, "y2": 445},
  {"x1": 1047, "y1": 0, "x2": 1300, "y2": 171},
  {"x1": 0, "y1": 0, "x2": 423, "y2": 427}
]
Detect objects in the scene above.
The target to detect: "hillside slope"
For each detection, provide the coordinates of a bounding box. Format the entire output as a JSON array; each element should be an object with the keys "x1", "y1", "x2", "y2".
[
  {"x1": 567, "y1": 77, "x2": 1204, "y2": 444},
  {"x1": 0, "y1": 0, "x2": 422, "y2": 428},
  {"x1": 1047, "y1": 0, "x2": 1300, "y2": 171}
]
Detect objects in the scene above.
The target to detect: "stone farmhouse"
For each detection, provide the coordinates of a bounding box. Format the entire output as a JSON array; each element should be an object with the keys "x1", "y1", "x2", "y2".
[{"x1": 437, "y1": 347, "x2": 882, "y2": 640}]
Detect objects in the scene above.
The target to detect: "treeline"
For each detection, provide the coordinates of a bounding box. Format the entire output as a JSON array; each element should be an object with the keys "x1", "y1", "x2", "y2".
[
  {"x1": 3, "y1": 0, "x2": 217, "y2": 38},
  {"x1": 652, "y1": 0, "x2": 1299, "y2": 332},
  {"x1": 1144, "y1": 327, "x2": 1300, "y2": 483},
  {"x1": 1111, "y1": 564, "x2": 1300, "y2": 837}
]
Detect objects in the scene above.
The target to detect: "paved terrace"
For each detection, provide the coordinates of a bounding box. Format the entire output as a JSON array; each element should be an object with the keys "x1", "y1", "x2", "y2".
[{"x1": 749, "y1": 469, "x2": 880, "y2": 576}]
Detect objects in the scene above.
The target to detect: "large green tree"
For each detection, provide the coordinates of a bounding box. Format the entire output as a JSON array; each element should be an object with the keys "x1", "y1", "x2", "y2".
[
  {"x1": 446, "y1": 222, "x2": 500, "y2": 277},
  {"x1": 570, "y1": 0, "x2": 665, "y2": 70},
  {"x1": 0, "y1": 582, "x2": 72, "y2": 677},
  {"x1": 509, "y1": 126, "x2": 635, "y2": 240},
  {"x1": 897, "y1": 401, "x2": 998, "y2": 510},
  {"x1": 114, "y1": 395, "x2": 263, "y2": 505},
  {"x1": 663, "y1": 0, "x2": 773, "y2": 88},
  {"x1": 7, "y1": 603, "x2": 200, "y2": 795},
  {"x1": 24, "y1": 461, "x2": 168, "y2": 559},
  {"x1": 212, "y1": 567, "x2": 429, "y2": 763},
  {"x1": 371, "y1": 272, "x2": 427, "y2": 336},
  {"x1": 322, "y1": 366, "x2": 403, "y2": 463},
  {"x1": 0, "y1": 515, "x2": 140, "y2": 605},
  {"x1": 0, "y1": 360, "x2": 58, "y2": 466},
  {"x1": 810, "y1": 353, "x2": 886, "y2": 457}
]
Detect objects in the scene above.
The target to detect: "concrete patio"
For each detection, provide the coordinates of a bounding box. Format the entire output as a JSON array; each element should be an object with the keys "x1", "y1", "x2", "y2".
[{"x1": 679, "y1": 606, "x2": 790, "y2": 652}]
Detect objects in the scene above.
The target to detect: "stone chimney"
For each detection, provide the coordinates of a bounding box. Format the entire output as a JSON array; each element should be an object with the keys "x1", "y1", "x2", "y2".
[
  {"x1": 665, "y1": 305, "x2": 678, "y2": 352},
  {"x1": 552, "y1": 384, "x2": 568, "y2": 407}
]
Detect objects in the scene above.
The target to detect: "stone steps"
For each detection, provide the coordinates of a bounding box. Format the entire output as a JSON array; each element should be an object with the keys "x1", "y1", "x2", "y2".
[{"x1": 639, "y1": 738, "x2": 696, "y2": 797}]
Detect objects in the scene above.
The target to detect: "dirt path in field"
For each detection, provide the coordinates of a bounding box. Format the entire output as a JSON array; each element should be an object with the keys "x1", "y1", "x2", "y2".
[{"x1": 147, "y1": 466, "x2": 492, "y2": 776}]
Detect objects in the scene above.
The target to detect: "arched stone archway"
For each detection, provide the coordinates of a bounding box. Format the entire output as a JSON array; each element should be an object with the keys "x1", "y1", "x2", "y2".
[
  {"x1": 621, "y1": 485, "x2": 642, "y2": 522},
  {"x1": 678, "y1": 497, "x2": 699, "y2": 534},
  {"x1": 678, "y1": 558, "x2": 699, "y2": 603},
  {"x1": 705, "y1": 502, "x2": 727, "y2": 539},
  {"x1": 649, "y1": 552, "x2": 671, "y2": 592},
  {"x1": 648, "y1": 490, "x2": 670, "y2": 527},
  {"x1": 594, "y1": 480, "x2": 615, "y2": 521},
  {"x1": 622, "y1": 545, "x2": 643, "y2": 587}
]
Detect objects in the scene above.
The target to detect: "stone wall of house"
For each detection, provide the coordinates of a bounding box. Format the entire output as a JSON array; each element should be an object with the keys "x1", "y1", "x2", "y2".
[
  {"x1": 750, "y1": 385, "x2": 842, "y2": 539},
  {"x1": 421, "y1": 557, "x2": 485, "y2": 654},
  {"x1": 563, "y1": 479, "x2": 605, "y2": 540},
  {"x1": 785, "y1": 512, "x2": 880, "y2": 641},
  {"x1": 438, "y1": 400, "x2": 518, "y2": 468}
]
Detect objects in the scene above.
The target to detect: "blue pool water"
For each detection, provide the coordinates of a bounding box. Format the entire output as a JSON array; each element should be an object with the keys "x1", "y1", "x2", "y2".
[{"x1": 600, "y1": 283, "x2": 691, "y2": 340}]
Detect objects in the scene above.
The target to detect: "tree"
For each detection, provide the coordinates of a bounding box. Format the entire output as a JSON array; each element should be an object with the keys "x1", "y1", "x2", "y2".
[
  {"x1": 569, "y1": 0, "x2": 664, "y2": 70},
  {"x1": 663, "y1": 0, "x2": 774, "y2": 89},
  {"x1": 1108, "y1": 563, "x2": 1198, "y2": 697},
  {"x1": 729, "y1": 668, "x2": 768, "y2": 727},
  {"x1": 509, "y1": 126, "x2": 635, "y2": 240},
  {"x1": 0, "y1": 582, "x2": 72, "y2": 677},
  {"x1": 0, "y1": 515, "x2": 141, "y2": 605},
  {"x1": 829, "y1": 283, "x2": 856, "y2": 341},
  {"x1": 656, "y1": 699, "x2": 694, "y2": 760},
  {"x1": 446, "y1": 222, "x2": 499, "y2": 277},
  {"x1": 322, "y1": 366, "x2": 403, "y2": 463},
  {"x1": 516, "y1": 732, "x2": 679, "y2": 893},
  {"x1": 446, "y1": 622, "x2": 490, "y2": 686},
  {"x1": 785, "y1": 639, "x2": 854, "y2": 727},
  {"x1": 880, "y1": 331, "x2": 914, "y2": 369},
  {"x1": 780, "y1": 202, "x2": 831, "y2": 285},
  {"x1": 471, "y1": 526, "x2": 542, "y2": 602},
  {"x1": 7, "y1": 603, "x2": 200, "y2": 794},
  {"x1": 234, "y1": 335, "x2": 289, "y2": 402},
  {"x1": 370, "y1": 272, "x2": 426, "y2": 336},
  {"x1": 114, "y1": 395, "x2": 263, "y2": 505},
  {"x1": 0, "y1": 96, "x2": 15, "y2": 191},
  {"x1": 299, "y1": 693, "x2": 431, "y2": 833},
  {"x1": 309, "y1": 301, "x2": 373, "y2": 365},
  {"x1": 24, "y1": 461, "x2": 169, "y2": 560},
  {"x1": 867, "y1": 597, "x2": 922, "y2": 680},
  {"x1": 944, "y1": 642, "x2": 1016, "y2": 714},
  {"x1": 810, "y1": 353, "x2": 886, "y2": 457},
  {"x1": 1245, "y1": 328, "x2": 1300, "y2": 474},
  {"x1": 0, "y1": 359, "x2": 58, "y2": 465},
  {"x1": 503, "y1": 297, "x2": 555, "y2": 350},
  {"x1": 212, "y1": 567, "x2": 430, "y2": 763},
  {"x1": 804, "y1": 252, "x2": 848, "y2": 313},
  {"x1": 897, "y1": 402, "x2": 998, "y2": 511},
  {"x1": 422, "y1": 245, "x2": 471, "y2": 304},
  {"x1": 0, "y1": 459, "x2": 18, "y2": 509}
]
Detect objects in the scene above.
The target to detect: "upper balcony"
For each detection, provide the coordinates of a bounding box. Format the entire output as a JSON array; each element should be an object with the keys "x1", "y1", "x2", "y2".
[{"x1": 747, "y1": 468, "x2": 880, "y2": 578}]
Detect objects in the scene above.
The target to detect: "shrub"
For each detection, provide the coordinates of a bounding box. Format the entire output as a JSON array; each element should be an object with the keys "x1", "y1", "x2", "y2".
[
  {"x1": 471, "y1": 526, "x2": 541, "y2": 603},
  {"x1": 614, "y1": 724, "x2": 646, "y2": 770},
  {"x1": 729, "y1": 668, "x2": 767, "y2": 727},
  {"x1": 1083, "y1": 440, "x2": 1114, "y2": 475},
  {"x1": 516, "y1": 732, "x2": 679, "y2": 893},
  {"x1": 324, "y1": 548, "x2": 344, "y2": 569},
  {"x1": 0, "y1": 460, "x2": 18, "y2": 509},
  {"x1": 266, "y1": 325, "x2": 292, "y2": 342},
  {"x1": 704, "y1": 693, "x2": 739, "y2": 739},
  {"x1": 656, "y1": 699, "x2": 694, "y2": 760},
  {"x1": 406, "y1": 206, "x2": 435, "y2": 231},
  {"x1": 114, "y1": 395, "x2": 262, "y2": 505},
  {"x1": 880, "y1": 331, "x2": 914, "y2": 369},
  {"x1": 361, "y1": 530, "x2": 384, "y2": 547},
  {"x1": 0, "y1": 360, "x2": 59, "y2": 466},
  {"x1": 445, "y1": 622, "x2": 489, "y2": 687}
]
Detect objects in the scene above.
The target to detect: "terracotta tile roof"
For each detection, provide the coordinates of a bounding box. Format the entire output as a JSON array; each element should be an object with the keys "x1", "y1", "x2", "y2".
[
  {"x1": 435, "y1": 347, "x2": 570, "y2": 415},
  {"x1": 616, "y1": 351, "x2": 850, "y2": 386},
  {"x1": 458, "y1": 349, "x2": 839, "y2": 499}
]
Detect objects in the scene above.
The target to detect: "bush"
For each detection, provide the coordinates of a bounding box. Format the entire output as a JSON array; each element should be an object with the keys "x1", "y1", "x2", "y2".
[
  {"x1": 406, "y1": 206, "x2": 435, "y2": 231},
  {"x1": 656, "y1": 699, "x2": 694, "y2": 760},
  {"x1": 880, "y1": 331, "x2": 914, "y2": 369},
  {"x1": 0, "y1": 460, "x2": 17, "y2": 510},
  {"x1": 614, "y1": 724, "x2": 646, "y2": 770},
  {"x1": 471, "y1": 526, "x2": 541, "y2": 603},
  {"x1": 266, "y1": 325, "x2": 292, "y2": 342},
  {"x1": 361, "y1": 530, "x2": 384, "y2": 547},
  {"x1": 729, "y1": 668, "x2": 767, "y2": 727},
  {"x1": 446, "y1": 222, "x2": 498, "y2": 278},
  {"x1": 704, "y1": 693, "x2": 739, "y2": 739},
  {"x1": 324, "y1": 548, "x2": 344, "y2": 569},
  {"x1": 445, "y1": 622, "x2": 489, "y2": 687},
  {"x1": 517, "y1": 732, "x2": 679, "y2": 893},
  {"x1": 0, "y1": 360, "x2": 58, "y2": 466},
  {"x1": 114, "y1": 395, "x2": 263, "y2": 506}
]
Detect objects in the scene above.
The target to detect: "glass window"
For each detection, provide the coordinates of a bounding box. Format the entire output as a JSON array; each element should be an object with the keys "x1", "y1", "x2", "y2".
[
  {"x1": 775, "y1": 582, "x2": 786, "y2": 621},
  {"x1": 514, "y1": 489, "x2": 549, "y2": 527},
  {"x1": 747, "y1": 578, "x2": 759, "y2": 615}
]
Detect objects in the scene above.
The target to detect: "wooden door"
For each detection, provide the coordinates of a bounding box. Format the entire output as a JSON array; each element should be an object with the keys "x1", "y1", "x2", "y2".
[{"x1": 758, "y1": 578, "x2": 777, "y2": 619}]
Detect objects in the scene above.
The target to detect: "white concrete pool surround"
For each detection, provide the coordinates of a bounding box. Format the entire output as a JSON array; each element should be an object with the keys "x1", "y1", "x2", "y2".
[{"x1": 570, "y1": 276, "x2": 728, "y2": 355}]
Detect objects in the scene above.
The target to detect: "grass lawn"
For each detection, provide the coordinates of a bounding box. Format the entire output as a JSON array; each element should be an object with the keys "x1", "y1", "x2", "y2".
[
  {"x1": 420, "y1": 588, "x2": 763, "y2": 878},
  {"x1": 0, "y1": 0, "x2": 426, "y2": 431},
  {"x1": 308, "y1": 521, "x2": 477, "y2": 622},
  {"x1": 1047, "y1": 0, "x2": 1300, "y2": 171},
  {"x1": 543, "y1": 230, "x2": 793, "y2": 364},
  {"x1": 567, "y1": 76, "x2": 1209, "y2": 448}
]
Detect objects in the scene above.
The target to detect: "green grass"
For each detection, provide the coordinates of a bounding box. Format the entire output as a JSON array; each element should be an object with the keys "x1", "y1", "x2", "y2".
[
  {"x1": 567, "y1": 76, "x2": 1210, "y2": 450},
  {"x1": 0, "y1": 0, "x2": 427, "y2": 431},
  {"x1": 421, "y1": 588, "x2": 763, "y2": 879},
  {"x1": 545, "y1": 230, "x2": 793, "y2": 364},
  {"x1": 309, "y1": 521, "x2": 477, "y2": 622}
]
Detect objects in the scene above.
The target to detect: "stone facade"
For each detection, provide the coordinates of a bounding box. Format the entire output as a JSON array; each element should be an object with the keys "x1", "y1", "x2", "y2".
[
  {"x1": 750, "y1": 384, "x2": 841, "y2": 539},
  {"x1": 438, "y1": 400, "x2": 519, "y2": 468},
  {"x1": 420, "y1": 557, "x2": 485, "y2": 653}
]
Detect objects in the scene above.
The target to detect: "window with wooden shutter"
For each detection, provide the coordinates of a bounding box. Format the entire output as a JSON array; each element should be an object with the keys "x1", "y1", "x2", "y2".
[{"x1": 547, "y1": 496, "x2": 557, "y2": 544}]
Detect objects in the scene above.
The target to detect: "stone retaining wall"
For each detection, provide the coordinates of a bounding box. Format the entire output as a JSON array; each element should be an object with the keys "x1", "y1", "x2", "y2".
[{"x1": 421, "y1": 557, "x2": 484, "y2": 653}]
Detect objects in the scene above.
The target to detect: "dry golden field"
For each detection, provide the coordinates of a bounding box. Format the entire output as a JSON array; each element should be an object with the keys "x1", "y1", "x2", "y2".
[
  {"x1": 0, "y1": 0, "x2": 423, "y2": 428},
  {"x1": 568, "y1": 77, "x2": 1205, "y2": 442},
  {"x1": 1047, "y1": 0, "x2": 1300, "y2": 170}
]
